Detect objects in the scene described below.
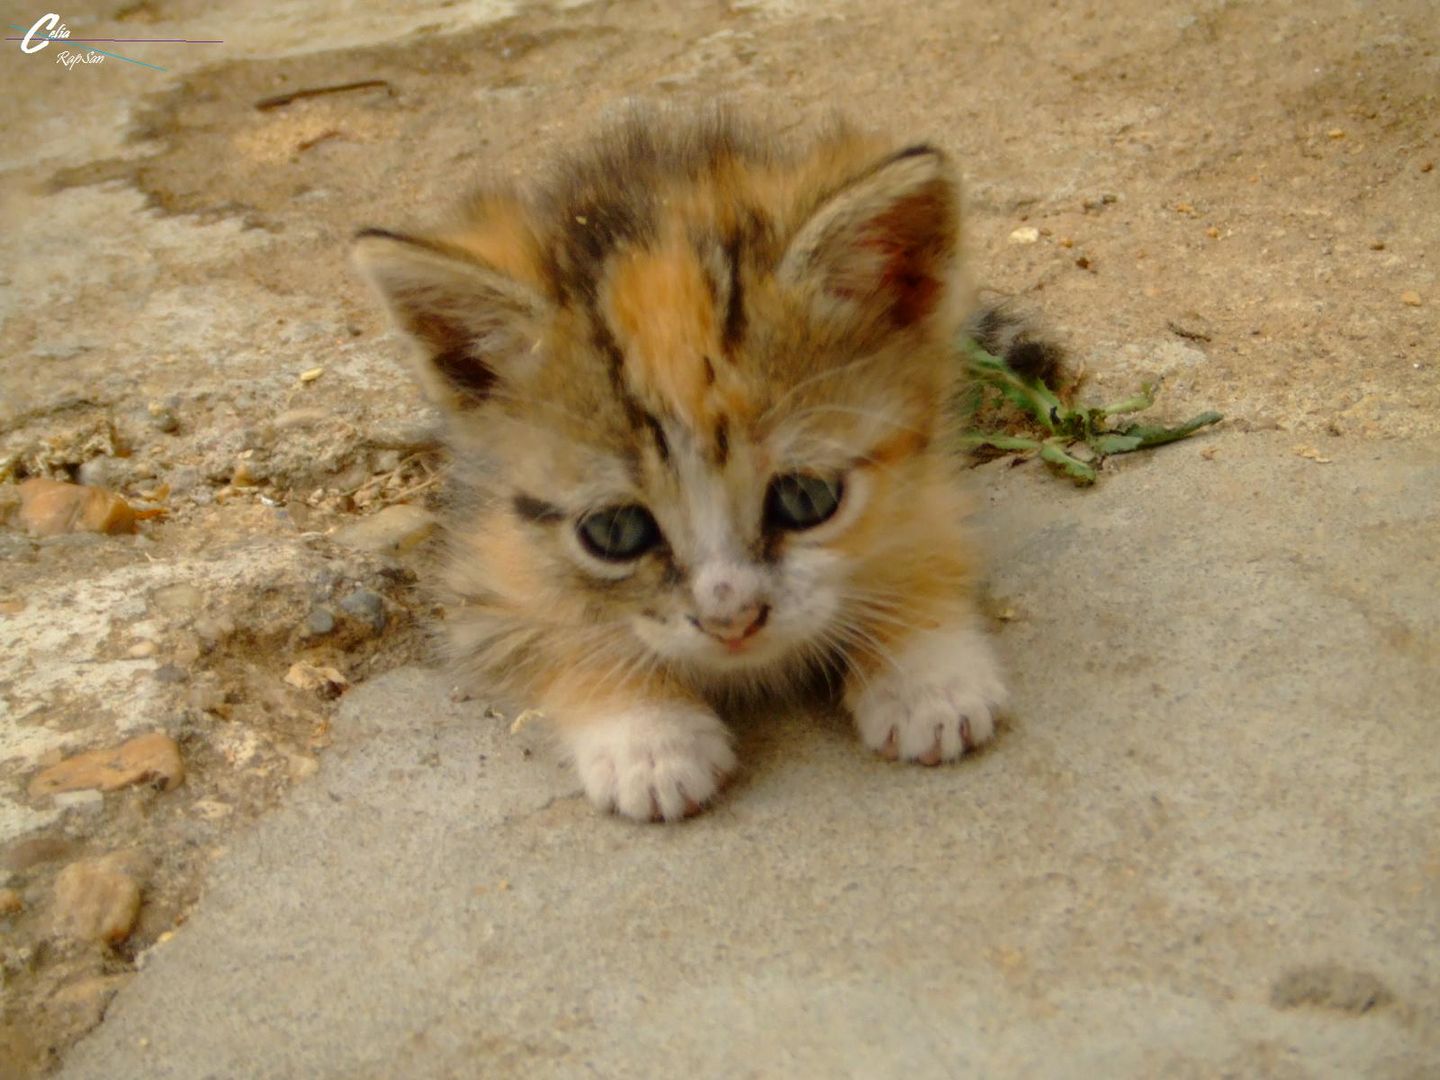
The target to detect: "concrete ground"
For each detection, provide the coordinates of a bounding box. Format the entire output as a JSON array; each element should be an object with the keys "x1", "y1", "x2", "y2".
[
  {"x1": 2, "y1": 0, "x2": 1437, "y2": 1075},
  {"x1": 57, "y1": 436, "x2": 1440, "y2": 1077}
]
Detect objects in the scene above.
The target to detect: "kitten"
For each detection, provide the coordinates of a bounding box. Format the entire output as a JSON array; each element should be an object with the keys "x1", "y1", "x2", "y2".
[{"x1": 353, "y1": 109, "x2": 1008, "y2": 822}]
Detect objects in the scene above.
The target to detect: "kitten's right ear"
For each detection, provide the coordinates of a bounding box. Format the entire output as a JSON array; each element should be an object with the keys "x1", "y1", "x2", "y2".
[
  {"x1": 351, "y1": 229, "x2": 548, "y2": 410},
  {"x1": 779, "y1": 144, "x2": 959, "y2": 337}
]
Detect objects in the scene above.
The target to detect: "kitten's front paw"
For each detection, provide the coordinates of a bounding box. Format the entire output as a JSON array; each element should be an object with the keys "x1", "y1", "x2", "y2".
[
  {"x1": 566, "y1": 704, "x2": 737, "y2": 822},
  {"x1": 846, "y1": 623, "x2": 1007, "y2": 765}
]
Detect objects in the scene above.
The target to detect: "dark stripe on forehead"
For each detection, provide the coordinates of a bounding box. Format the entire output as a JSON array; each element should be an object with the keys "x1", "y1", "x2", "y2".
[
  {"x1": 640, "y1": 410, "x2": 671, "y2": 463},
  {"x1": 539, "y1": 196, "x2": 654, "y2": 305},
  {"x1": 512, "y1": 494, "x2": 565, "y2": 525},
  {"x1": 721, "y1": 228, "x2": 747, "y2": 357},
  {"x1": 590, "y1": 312, "x2": 626, "y2": 375},
  {"x1": 589, "y1": 312, "x2": 674, "y2": 469},
  {"x1": 713, "y1": 418, "x2": 730, "y2": 467}
]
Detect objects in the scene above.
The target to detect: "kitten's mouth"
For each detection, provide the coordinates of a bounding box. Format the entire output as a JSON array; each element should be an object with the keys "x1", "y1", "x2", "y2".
[{"x1": 711, "y1": 605, "x2": 770, "y2": 653}]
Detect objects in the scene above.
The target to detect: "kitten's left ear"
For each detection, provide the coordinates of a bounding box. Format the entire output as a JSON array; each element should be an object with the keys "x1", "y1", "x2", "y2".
[
  {"x1": 780, "y1": 145, "x2": 959, "y2": 334},
  {"x1": 351, "y1": 228, "x2": 549, "y2": 411}
]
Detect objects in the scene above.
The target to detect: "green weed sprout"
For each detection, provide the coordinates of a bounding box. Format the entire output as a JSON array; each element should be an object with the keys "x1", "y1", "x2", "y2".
[{"x1": 957, "y1": 340, "x2": 1222, "y2": 485}]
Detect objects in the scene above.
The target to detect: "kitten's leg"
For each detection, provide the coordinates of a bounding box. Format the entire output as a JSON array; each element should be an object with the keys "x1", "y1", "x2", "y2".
[
  {"x1": 844, "y1": 617, "x2": 1007, "y2": 765},
  {"x1": 544, "y1": 680, "x2": 737, "y2": 822}
]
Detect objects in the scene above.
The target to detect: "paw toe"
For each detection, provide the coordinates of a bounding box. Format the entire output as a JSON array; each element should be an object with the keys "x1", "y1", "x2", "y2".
[{"x1": 572, "y1": 706, "x2": 735, "y2": 823}]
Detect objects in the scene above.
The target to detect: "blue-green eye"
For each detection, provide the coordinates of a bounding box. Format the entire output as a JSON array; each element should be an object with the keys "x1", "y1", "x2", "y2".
[
  {"x1": 765, "y1": 473, "x2": 843, "y2": 531},
  {"x1": 577, "y1": 505, "x2": 661, "y2": 561}
]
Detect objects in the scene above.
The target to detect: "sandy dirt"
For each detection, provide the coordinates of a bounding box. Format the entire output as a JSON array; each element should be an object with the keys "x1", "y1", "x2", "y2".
[{"x1": 0, "y1": 0, "x2": 1436, "y2": 1073}]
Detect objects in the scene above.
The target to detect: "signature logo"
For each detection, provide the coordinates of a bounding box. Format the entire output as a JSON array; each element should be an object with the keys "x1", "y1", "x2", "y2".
[
  {"x1": 9, "y1": 13, "x2": 221, "y2": 72},
  {"x1": 19, "y1": 12, "x2": 103, "y2": 69}
]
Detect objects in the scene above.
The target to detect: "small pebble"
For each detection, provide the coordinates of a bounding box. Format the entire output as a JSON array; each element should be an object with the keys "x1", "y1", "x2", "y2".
[
  {"x1": 333, "y1": 504, "x2": 438, "y2": 554},
  {"x1": 284, "y1": 661, "x2": 348, "y2": 699},
  {"x1": 52, "y1": 858, "x2": 142, "y2": 945},
  {"x1": 147, "y1": 401, "x2": 180, "y2": 433},
  {"x1": 305, "y1": 606, "x2": 336, "y2": 637},
  {"x1": 17, "y1": 478, "x2": 137, "y2": 537},
  {"x1": 28, "y1": 732, "x2": 185, "y2": 798},
  {"x1": 1007, "y1": 226, "x2": 1040, "y2": 244},
  {"x1": 339, "y1": 589, "x2": 387, "y2": 633},
  {"x1": 1400, "y1": 290, "x2": 1422, "y2": 307},
  {"x1": 127, "y1": 640, "x2": 158, "y2": 659},
  {"x1": 77, "y1": 457, "x2": 121, "y2": 489}
]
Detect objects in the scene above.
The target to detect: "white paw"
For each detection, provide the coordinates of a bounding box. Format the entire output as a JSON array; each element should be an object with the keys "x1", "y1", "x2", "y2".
[
  {"x1": 565, "y1": 704, "x2": 737, "y2": 822},
  {"x1": 846, "y1": 622, "x2": 1007, "y2": 764}
]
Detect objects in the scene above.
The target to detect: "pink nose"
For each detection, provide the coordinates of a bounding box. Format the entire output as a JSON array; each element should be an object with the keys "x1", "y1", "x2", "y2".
[{"x1": 694, "y1": 604, "x2": 769, "y2": 643}]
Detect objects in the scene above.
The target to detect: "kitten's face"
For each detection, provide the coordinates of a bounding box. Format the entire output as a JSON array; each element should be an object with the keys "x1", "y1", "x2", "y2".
[
  {"x1": 355, "y1": 114, "x2": 965, "y2": 687},
  {"x1": 504, "y1": 331, "x2": 927, "y2": 681}
]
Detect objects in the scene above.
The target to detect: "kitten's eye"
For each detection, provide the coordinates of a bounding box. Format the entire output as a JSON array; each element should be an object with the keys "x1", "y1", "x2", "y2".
[
  {"x1": 765, "y1": 473, "x2": 843, "y2": 531},
  {"x1": 577, "y1": 505, "x2": 661, "y2": 561}
]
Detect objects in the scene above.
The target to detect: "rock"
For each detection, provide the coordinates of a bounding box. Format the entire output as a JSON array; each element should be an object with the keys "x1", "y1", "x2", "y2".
[
  {"x1": 28, "y1": 732, "x2": 185, "y2": 799},
  {"x1": 333, "y1": 504, "x2": 437, "y2": 554},
  {"x1": 284, "y1": 661, "x2": 348, "y2": 699},
  {"x1": 0, "y1": 888, "x2": 22, "y2": 916},
  {"x1": 339, "y1": 588, "x2": 387, "y2": 633},
  {"x1": 304, "y1": 606, "x2": 336, "y2": 637},
  {"x1": 17, "y1": 477, "x2": 137, "y2": 537},
  {"x1": 76, "y1": 457, "x2": 122, "y2": 489},
  {"x1": 148, "y1": 400, "x2": 181, "y2": 433},
  {"x1": 51, "y1": 859, "x2": 142, "y2": 944},
  {"x1": 1400, "y1": 290, "x2": 1422, "y2": 307},
  {"x1": 1008, "y1": 226, "x2": 1040, "y2": 244},
  {"x1": 127, "y1": 640, "x2": 158, "y2": 659}
]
